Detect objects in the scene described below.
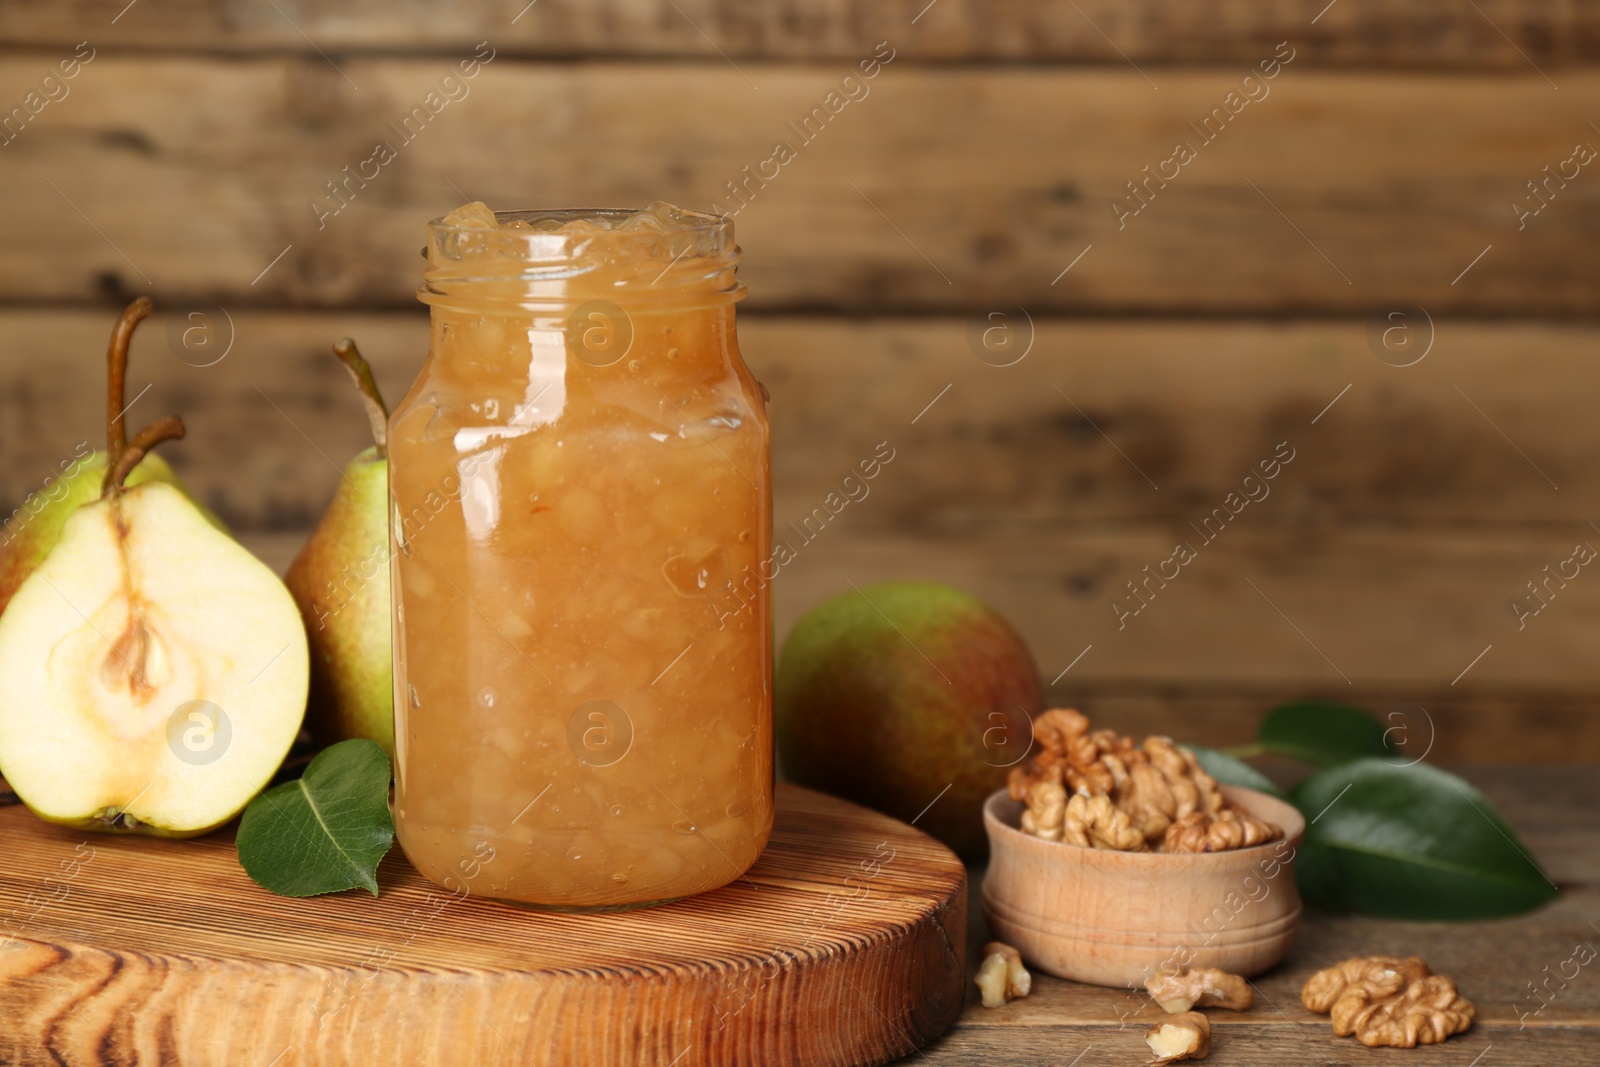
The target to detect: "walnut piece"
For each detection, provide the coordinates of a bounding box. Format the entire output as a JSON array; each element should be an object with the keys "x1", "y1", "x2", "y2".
[
  {"x1": 1019, "y1": 779, "x2": 1067, "y2": 841},
  {"x1": 1143, "y1": 736, "x2": 1225, "y2": 818},
  {"x1": 1162, "y1": 808, "x2": 1282, "y2": 854},
  {"x1": 1011, "y1": 709, "x2": 1282, "y2": 853},
  {"x1": 1301, "y1": 956, "x2": 1475, "y2": 1048},
  {"x1": 1062, "y1": 793, "x2": 1147, "y2": 851},
  {"x1": 1145, "y1": 1011, "x2": 1211, "y2": 1063},
  {"x1": 1009, "y1": 708, "x2": 1111, "y2": 798},
  {"x1": 1145, "y1": 968, "x2": 1253, "y2": 1013},
  {"x1": 974, "y1": 941, "x2": 1032, "y2": 1008}
]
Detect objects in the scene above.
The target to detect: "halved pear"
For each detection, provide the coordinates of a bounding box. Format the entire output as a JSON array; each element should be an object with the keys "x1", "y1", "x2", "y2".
[{"x1": 0, "y1": 452, "x2": 308, "y2": 837}]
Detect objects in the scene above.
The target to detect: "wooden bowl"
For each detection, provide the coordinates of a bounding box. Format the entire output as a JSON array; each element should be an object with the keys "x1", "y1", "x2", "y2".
[{"x1": 981, "y1": 785, "x2": 1304, "y2": 988}]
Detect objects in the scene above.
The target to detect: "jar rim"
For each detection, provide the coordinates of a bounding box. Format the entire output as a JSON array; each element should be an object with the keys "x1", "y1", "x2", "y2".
[
  {"x1": 428, "y1": 205, "x2": 731, "y2": 237},
  {"x1": 425, "y1": 204, "x2": 735, "y2": 265},
  {"x1": 421, "y1": 204, "x2": 743, "y2": 311}
]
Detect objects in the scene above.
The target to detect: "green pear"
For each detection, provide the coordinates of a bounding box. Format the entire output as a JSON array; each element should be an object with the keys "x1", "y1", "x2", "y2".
[
  {"x1": 284, "y1": 338, "x2": 394, "y2": 756},
  {"x1": 776, "y1": 581, "x2": 1046, "y2": 859},
  {"x1": 0, "y1": 416, "x2": 309, "y2": 836},
  {"x1": 0, "y1": 298, "x2": 220, "y2": 615}
]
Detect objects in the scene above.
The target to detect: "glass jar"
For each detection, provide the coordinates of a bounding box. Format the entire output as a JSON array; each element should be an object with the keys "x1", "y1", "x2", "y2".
[{"x1": 390, "y1": 202, "x2": 773, "y2": 910}]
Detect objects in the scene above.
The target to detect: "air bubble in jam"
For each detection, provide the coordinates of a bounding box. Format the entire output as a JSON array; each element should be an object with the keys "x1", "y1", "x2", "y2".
[
  {"x1": 662, "y1": 547, "x2": 731, "y2": 597},
  {"x1": 672, "y1": 819, "x2": 697, "y2": 835},
  {"x1": 693, "y1": 413, "x2": 743, "y2": 440},
  {"x1": 478, "y1": 688, "x2": 496, "y2": 708},
  {"x1": 408, "y1": 684, "x2": 421, "y2": 709},
  {"x1": 663, "y1": 394, "x2": 746, "y2": 445}
]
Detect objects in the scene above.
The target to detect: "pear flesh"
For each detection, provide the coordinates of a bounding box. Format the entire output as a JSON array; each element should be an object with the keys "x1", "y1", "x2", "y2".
[{"x1": 0, "y1": 482, "x2": 307, "y2": 836}]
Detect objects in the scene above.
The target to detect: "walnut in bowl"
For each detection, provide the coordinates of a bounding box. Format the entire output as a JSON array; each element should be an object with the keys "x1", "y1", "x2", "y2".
[
  {"x1": 1010, "y1": 709, "x2": 1282, "y2": 854},
  {"x1": 981, "y1": 709, "x2": 1304, "y2": 988}
]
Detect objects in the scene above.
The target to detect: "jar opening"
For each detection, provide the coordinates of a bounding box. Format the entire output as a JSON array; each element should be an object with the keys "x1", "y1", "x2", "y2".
[{"x1": 421, "y1": 201, "x2": 743, "y2": 312}]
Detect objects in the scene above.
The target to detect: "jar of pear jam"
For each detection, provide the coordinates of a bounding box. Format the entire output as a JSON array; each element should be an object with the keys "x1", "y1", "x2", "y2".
[{"x1": 390, "y1": 202, "x2": 773, "y2": 909}]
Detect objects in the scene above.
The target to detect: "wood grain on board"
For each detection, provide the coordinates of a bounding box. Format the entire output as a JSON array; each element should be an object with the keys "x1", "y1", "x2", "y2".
[
  {"x1": 0, "y1": 59, "x2": 1593, "y2": 314},
  {"x1": 3, "y1": 0, "x2": 1598, "y2": 67},
  {"x1": 0, "y1": 783, "x2": 965, "y2": 1067}
]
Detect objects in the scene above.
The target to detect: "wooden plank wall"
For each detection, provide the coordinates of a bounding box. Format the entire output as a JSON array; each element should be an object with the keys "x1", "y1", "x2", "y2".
[{"x1": 0, "y1": 2, "x2": 1595, "y2": 761}]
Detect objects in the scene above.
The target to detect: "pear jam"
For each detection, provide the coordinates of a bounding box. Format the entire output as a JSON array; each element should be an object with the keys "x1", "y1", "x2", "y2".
[{"x1": 391, "y1": 202, "x2": 773, "y2": 909}]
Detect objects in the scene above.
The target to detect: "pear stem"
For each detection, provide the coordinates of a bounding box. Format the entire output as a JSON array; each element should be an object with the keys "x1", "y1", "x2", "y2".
[
  {"x1": 332, "y1": 337, "x2": 389, "y2": 457},
  {"x1": 103, "y1": 416, "x2": 185, "y2": 495},
  {"x1": 106, "y1": 296, "x2": 154, "y2": 466}
]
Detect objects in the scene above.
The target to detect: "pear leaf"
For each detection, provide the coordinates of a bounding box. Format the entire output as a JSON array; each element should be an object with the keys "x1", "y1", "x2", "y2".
[
  {"x1": 1186, "y1": 745, "x2": 1288, "y2": 801},
  {"x1": 1257, "y1": 700, "x2": 1394, "y2": 766},
  {"x1": 1291, "y1": 758, "x2": 1559, "y2": 920},
  {"x1": 237, "y1": 739, "x2": 394, "y2": 897}
]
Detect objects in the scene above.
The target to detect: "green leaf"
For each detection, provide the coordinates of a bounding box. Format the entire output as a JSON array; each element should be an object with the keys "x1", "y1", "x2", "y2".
[
  {"x1": 1291, "y1": 758, "x2": 1559, "y2": 920},
  {"x1": 1186, "y1": 745, "x2": 1288, "y2": 801},
  {"x1": 1258, "y1": 700, "x2": 1394, "y2": 766},
  {"x1": 237, "y1": 739, "x2": 394, "y2": 898}
]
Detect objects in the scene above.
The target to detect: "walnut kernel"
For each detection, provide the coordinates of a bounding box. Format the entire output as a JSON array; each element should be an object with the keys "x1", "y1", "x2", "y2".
[
  {"x1": 1145, "y1": 968, "x2": 1253, "y2": 1013},
  {"x1": 1011, "y1": 709, "x2": 1282, "y2": 854},
  {"x1": 1145, "y1": 1011, "x2": 1211, "y2": 1063},
  {"x1": 975, "y1": 941, "x2": 1031, "y2": 1008},
  {"x1": 1062, "y1": 793, "x2": 1147, "y2": 851},
  {"x1": 1162, "y1": 808, "x2": 1282, "y2": 854},
  {"x1": 1019, "y1": 779, "x2": 1067, "y2": 842},
  {"x1": 1301, "y1": 956, "x2": 1430, "y2": 1013},
  {"x1": 1301, "y1": 956, "x2": 1475, "y2": 1048}
]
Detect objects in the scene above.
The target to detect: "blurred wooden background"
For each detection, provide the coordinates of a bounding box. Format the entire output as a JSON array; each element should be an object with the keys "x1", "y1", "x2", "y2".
[{"x1": 1, "y1": 1, "x2": 1596, "y2": 762}]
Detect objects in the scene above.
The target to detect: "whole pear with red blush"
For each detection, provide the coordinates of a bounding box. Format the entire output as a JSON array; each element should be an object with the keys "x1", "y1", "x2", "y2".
[{"x1": 776, "y1": 581, "x2": 1045, "y2": 859}]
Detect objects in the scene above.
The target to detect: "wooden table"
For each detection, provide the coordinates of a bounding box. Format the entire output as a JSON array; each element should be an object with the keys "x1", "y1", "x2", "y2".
[
  {"x1": 2, "y1": 767, "x2": 1590, "y2": 1064},
  {"x1": 897, "y1": 767, "x2": 1598, "y2": 1065}
]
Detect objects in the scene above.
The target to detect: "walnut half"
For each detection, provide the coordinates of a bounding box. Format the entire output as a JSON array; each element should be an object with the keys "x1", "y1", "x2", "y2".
[
  {"x1": 1145, "y1": 968, "x2": 1253, "y2": 1013},
  {"x1": 1301, "y1": 956, "x2": 1476, "y2": 1048}
]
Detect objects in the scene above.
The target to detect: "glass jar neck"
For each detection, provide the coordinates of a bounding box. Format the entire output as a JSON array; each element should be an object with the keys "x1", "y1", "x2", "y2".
[{"x1": 419, "y1": 205, "x2": 745, "y2": 315}]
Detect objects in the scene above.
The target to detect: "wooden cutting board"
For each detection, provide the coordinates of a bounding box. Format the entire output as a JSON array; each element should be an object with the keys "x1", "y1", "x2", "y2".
[{"x1": 0, "y1": 782, "x2": 966, "y2": 1067}]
